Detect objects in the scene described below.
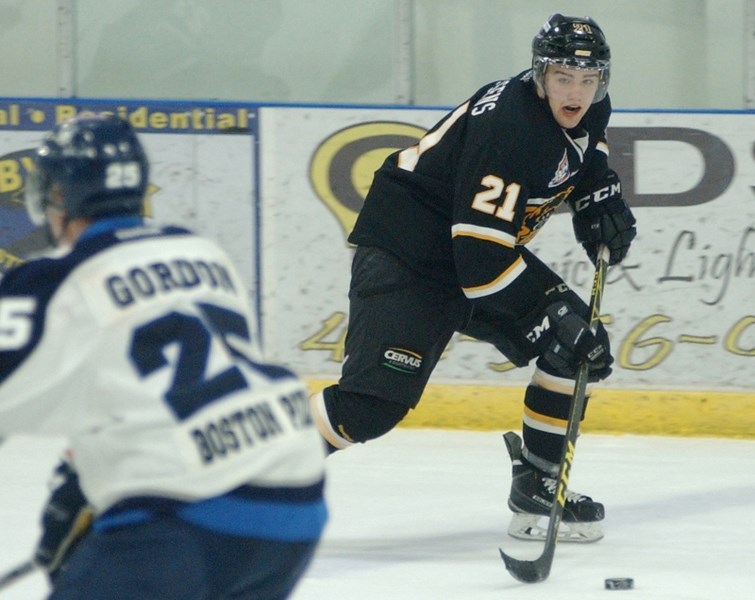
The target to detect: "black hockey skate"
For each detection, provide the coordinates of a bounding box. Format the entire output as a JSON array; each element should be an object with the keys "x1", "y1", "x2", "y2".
[{"x1": 503, "y1": 431, "x2": 604, "y2": 543}]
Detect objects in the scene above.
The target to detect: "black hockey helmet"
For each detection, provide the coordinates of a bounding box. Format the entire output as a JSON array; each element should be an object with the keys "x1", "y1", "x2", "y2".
[
  {"x1": 26, "y1": 114, "x2": 148, "y2": 225},
  {"x1": 532, "y1": 13, "x2": 611, "y2": 103}
]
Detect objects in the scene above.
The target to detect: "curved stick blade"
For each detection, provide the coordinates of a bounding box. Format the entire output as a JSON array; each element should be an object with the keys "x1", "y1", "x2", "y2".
[{"x1": 499, "y1": 547, "x2": 553, "y2": 584}]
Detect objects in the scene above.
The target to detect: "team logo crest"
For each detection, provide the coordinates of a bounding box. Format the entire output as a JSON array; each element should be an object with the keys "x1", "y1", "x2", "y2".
[
  {"x1": 548, "y1": 149, "x2": 574, "y2": 188},
  {"x1": 517, "y1": 186, "x2": 574, "y2": 244}
]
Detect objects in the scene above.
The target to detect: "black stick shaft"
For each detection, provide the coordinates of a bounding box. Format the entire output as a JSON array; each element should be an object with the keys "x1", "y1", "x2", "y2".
[
  {"x1": 0, "y1": 560, "x2": 36, "y2": 592},
  {"x1": 500, "y1": 245, "x2": 609, "y2": 583}
]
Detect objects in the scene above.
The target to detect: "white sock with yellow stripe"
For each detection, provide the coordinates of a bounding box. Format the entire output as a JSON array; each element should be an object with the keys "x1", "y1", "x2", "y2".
[{"x1": 309, "y1": 390, "x2": 355, "y2": 452}]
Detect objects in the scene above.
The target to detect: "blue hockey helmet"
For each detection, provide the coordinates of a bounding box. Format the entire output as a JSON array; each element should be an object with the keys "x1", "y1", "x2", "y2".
[
  {"x1": 26, "y1": 114, "x2": 149, "y2": 225},
  {"x1": 532, "y1": 13, "x2": 611, "y2": 103}
]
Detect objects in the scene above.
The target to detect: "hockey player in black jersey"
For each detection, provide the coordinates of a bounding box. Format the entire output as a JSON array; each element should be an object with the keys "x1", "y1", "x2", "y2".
[{"x1": 310, "y1": 13, "x2": 636, "y2": 543}]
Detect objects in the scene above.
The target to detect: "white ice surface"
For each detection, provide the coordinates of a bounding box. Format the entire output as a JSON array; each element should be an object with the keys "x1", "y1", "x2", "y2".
[{"x1": 1, "y1": 430, "x2": 753, "y2": 599}]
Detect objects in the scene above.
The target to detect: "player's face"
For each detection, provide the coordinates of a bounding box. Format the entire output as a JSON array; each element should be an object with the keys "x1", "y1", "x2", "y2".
[
  {"x1": 46, "y1": 206, "x2": 67, "y2": 246},
  {"x1": 543, "y1": 66, "x2": 600, "y2": 129},
  {"x1": 43, "y1": 187, "x2": 73, "y2": 246}
]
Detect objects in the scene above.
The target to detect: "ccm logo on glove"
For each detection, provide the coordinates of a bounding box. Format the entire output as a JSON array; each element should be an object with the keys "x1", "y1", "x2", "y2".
[
  {"x1": 572, "y1": 178, "x2": 622, "y2": 211},
  {"x1": 570, "y1": 170, "x2": 636, "y2": 266},
  {"x1": 525, "y1": 303, "x2": 573, "y2": 343}
]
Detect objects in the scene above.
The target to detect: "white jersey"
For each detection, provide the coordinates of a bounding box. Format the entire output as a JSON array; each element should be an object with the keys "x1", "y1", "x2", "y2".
[{"x1": 0, "y1": 221, "x2": 326, "y2": 521}]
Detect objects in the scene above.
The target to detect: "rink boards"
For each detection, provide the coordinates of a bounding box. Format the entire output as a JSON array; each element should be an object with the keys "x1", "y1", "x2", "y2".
[
  {"x1": 306, "y1": 380, "x2": 755, "y2": 439},
  {"x1": 0, "y1": 99, "x2": 752, "y2": 439}
]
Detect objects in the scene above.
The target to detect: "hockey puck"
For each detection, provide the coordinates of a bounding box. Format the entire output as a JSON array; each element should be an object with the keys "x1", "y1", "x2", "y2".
[{"x1": 605, "y1": 578, "x2": 634, "y2": 590}]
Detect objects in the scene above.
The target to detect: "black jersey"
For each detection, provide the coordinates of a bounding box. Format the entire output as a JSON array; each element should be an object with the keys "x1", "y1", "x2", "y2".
[{"x1": 349, "y1": 69, "x2": 612, "y2": 319}]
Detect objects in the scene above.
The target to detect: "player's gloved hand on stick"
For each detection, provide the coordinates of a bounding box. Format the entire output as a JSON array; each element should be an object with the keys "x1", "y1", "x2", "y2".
[
  {"x1": 523, "y1": 300, "x2": 612, "y2": 379},
  {"x1": 34, "y1": 459, "x2": 94, "y2": 583},
  {"x1": 571, "y1": 169, "x2": 636, "y2": 266}
]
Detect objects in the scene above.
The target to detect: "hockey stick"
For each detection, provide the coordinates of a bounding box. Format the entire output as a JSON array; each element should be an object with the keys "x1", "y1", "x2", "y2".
[
  {"x1": 0, "y1": 560, "x2": 36, "y2": 592},
  {"x1": 499, "y1": 244, "x2": 610, "y2": 584}
]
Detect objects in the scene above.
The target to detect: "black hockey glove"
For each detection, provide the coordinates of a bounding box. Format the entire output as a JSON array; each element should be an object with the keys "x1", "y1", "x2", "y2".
[
  {"x1": 34, "y1": 459, "x2": 93, "y2": 583},
  {"x1": 523, "y1": 300, "x2": 612, "y2": 378},
  {"x1": 571, "y1": 170, "x2": 636, "y2": 266}
]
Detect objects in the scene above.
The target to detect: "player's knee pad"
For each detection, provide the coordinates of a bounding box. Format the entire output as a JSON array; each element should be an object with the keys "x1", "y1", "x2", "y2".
[
  {"x1": 310, "y1": 385, "x2": 409, "y2": 452},
  {"x1": 524, "y1": 382, "x2": 590, "y2": 423}
]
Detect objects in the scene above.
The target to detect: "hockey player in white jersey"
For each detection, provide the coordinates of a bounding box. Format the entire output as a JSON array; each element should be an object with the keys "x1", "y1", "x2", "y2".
[{"x1": 0, "y1": 114, "x2": 327, "y2": 599}]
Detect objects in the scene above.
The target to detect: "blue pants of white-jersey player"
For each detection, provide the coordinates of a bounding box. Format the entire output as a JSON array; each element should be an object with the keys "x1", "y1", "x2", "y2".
[{"x1": 49, "y1": 516, "x2": 319, "y2": 600}]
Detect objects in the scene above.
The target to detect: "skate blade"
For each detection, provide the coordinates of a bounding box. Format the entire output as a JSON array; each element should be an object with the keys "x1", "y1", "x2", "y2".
[{"x1": 508, "y1": 513, "x2": 604, "y2": 544}]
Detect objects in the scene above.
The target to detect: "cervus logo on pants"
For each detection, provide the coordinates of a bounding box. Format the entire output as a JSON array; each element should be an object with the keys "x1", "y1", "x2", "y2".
[{"x1": 381, "y1": 346, "x2": 423, "y2": 375}]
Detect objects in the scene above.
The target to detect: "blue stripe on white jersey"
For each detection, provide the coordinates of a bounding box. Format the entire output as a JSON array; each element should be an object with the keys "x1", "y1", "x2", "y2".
[{"x1": 0, "y1": 221, "x2": 326, "y2": 541}]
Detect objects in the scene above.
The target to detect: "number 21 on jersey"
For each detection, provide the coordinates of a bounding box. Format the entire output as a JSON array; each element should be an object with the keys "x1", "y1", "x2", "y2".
[{"x1": 471, "y1": 174, "x2": 520, "y2": 222}]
